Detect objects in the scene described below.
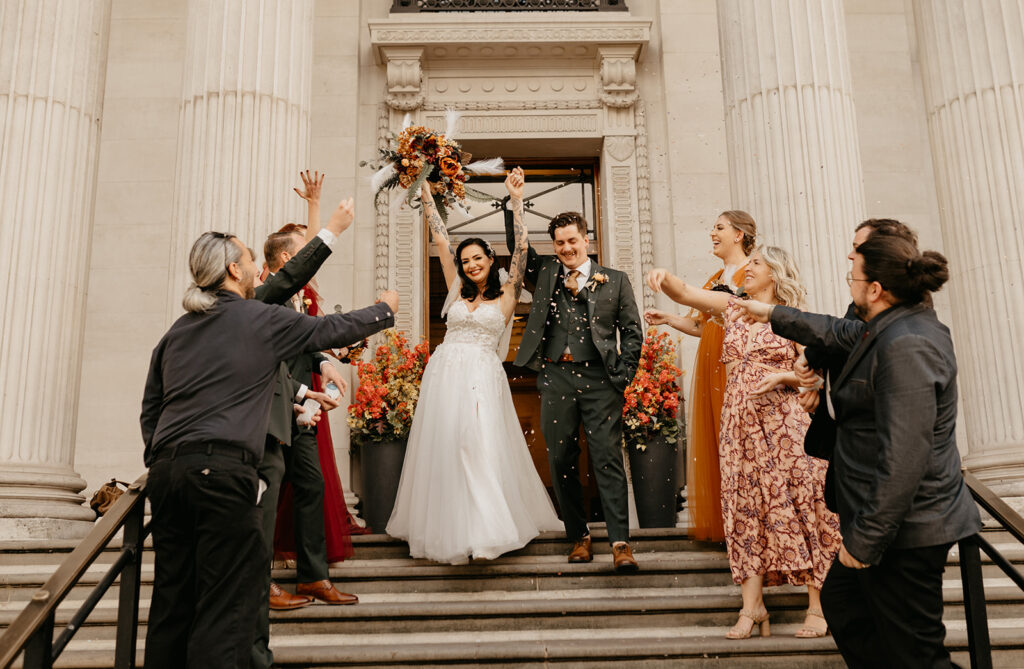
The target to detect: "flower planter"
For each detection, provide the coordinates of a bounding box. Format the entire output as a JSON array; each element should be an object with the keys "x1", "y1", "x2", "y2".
[
  {"x1": 359, "y1": 438, "x2": 407, "y2": 534},
  {"x1": 627, "y1": 433, "x2": 679, "y2": 528}
]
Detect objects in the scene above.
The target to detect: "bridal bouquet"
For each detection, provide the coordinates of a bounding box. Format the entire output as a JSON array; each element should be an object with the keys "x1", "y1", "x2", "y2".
[
  {"x1": 623, "y1": 328, "x2": 683, "y2": 451},
  {"x1": 347, "y1": 330, "x2": 430, "y2": 444},
  {"x1": 362, "y1": 112, "x2": 503, "y2": 222}
]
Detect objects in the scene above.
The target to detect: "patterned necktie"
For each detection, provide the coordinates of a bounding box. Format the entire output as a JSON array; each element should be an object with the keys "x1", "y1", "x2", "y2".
[{"x1": 565, "y1": 269, "x2": 581, "y2": 296}]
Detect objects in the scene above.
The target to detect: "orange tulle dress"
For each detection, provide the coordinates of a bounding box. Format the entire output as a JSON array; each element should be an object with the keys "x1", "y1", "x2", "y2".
[{"x1": 687, "y1": 265, "x2": 746, "y2": 542}]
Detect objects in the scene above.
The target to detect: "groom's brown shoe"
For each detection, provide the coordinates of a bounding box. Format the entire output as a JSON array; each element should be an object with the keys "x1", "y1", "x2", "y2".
[
  {"x1": 612, "y1": 542, "x2": 639, "y2": 573},
  {"x1": 568, "y1": 536, "x2": 593, "y2": 563}
]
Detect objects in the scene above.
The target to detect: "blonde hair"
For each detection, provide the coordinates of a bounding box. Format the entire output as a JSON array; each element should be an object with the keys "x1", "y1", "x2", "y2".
[
  {"x1": 757, "y1": 245, "x2": 807, "y2": 309},
  {"x1": 719, "y1": 210, "x2": 757, "y2": 255}
]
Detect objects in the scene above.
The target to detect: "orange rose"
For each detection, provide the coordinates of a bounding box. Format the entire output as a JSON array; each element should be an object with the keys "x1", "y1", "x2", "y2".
[{"x1": 438, "y1": 156, "x2": 460, "y2": 177}]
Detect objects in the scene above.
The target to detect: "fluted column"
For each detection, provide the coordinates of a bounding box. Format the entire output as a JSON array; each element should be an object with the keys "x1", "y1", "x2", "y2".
[
  {"x1": 0, "y1": 0, "x2": 112, "y2": 538},
  {"x1": 914, "y1": 0, "x2": 1024, "y2": 496},
  {"x1": 167, "y1": 0, "x2": 314, "y2": 314},
  {"x1": 717, "y1": 0, "x2": 866, "y2": 314}
]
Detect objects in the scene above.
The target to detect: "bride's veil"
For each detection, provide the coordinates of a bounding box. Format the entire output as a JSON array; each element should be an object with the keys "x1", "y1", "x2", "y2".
[{"x1": 440, "y1": 267, "x2": 530, "y2": 361}]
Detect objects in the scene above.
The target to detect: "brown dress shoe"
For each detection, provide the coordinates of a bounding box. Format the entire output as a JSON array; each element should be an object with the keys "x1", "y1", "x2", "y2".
[
  {"x1": 269, "y1": 582, "x2": 313, "y2": 610},
  {"x1": 568, "y1": 535, "x2": 594, "y2": 563},
  {"x1": 296, "y1": 579, "x2": 359, "y2": 605},
  {"x1": 612, "y1": 543, "x2": 639, "y2": 573}
]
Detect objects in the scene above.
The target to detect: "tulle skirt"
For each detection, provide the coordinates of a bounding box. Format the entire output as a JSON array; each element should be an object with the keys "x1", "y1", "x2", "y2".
[{"x1": 386, "y1": 341, "x2": 562, "y2": 564}]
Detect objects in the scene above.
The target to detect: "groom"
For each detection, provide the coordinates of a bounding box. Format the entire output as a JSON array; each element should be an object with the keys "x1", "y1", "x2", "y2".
[{"x1": 505, "y1": 206, "x2": 643, "y2": 572}]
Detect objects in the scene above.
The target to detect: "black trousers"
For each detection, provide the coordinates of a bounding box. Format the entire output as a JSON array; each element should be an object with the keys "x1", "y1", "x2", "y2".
[
  {"x1": 538, "y1": 360, "x2": 629, "y2": 544},
  {"x1": 144, "y1": 447, "x2": 264, "y2": 669},
  {"x1": 284, "y1": 426, "x2": 329, "y2": 583},
  {"x1": 821, "y1": 542, "x2": 956, "y2": 669},
  {"x1": 251, "y1": 438, "x2": 285, "y2": 669}
]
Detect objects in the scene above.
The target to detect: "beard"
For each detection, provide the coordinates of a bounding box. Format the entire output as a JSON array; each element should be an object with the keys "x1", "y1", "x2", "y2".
[{"x1": 852, "y1": 298, "x2": 869, "y2": 321}]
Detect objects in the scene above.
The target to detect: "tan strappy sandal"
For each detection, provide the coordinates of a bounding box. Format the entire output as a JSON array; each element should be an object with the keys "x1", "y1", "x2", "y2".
[
  {"x1": 795, "y1": 607, "x2": 829, "y2": 638},
  {"x1": 725, "y1": 608, "x2": 771, "y2": 639}
]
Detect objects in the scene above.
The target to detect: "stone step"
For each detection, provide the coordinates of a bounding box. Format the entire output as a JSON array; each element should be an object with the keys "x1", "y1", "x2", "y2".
[{"x1": 9, "y1": 622, "x2": 1024, "y2": 668}]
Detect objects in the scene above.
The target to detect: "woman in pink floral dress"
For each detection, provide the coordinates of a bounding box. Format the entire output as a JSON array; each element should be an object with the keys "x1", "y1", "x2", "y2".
[{"x1": 647, "y1": 247, "x2": 841, "y2": 640}]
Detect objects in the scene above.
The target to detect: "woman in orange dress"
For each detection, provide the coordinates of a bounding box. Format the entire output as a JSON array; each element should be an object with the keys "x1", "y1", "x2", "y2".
[
  {"x1": 644, "y1": 211, "x2": 755, "y2": 541},
  {"x1": 647, "y1": 248, "x2": 841, "y2": 640}
]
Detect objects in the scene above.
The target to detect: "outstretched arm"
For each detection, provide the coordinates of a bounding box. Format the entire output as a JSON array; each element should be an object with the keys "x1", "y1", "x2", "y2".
[
  {"x1": 294, "y1": 170, "x2": 325, "y2": 240},
  {"x1": 503, "y1": 189, "x2": 540, "y2": 288},
  {"x1": 501, "y1": 167, "x2": 528, "y2": 322},
  {"x1": 646, "y1": 268, "x2": 731, "y2": 316},
  {"x1": 420, "y1": 182, "x2": 457, "y2": 289},
  {"x1": 644, "y1": 308, "x2": 704, "y2": 338}
]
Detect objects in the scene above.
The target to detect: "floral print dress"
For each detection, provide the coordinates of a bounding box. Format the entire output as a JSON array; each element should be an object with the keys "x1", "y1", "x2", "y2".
[{"x1": 718, "y1": 301, "x2": 841, "y2": 588}]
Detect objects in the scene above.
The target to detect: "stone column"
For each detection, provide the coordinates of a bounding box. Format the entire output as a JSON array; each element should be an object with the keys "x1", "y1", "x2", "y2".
[
  {"x1": 914, "y1": 0, "x2": 1024, "y2": 496},
  {"x1": 167, "y1": 0, "x2": 314, "y2": 314},
  {"x1": 717, "y1": 0, "x2": 866, "y2": 314},
  {"x1": 0, "y1": 0, "x2": 112, "y2": 539}
]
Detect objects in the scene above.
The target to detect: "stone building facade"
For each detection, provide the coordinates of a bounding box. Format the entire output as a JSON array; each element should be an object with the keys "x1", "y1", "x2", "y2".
[{"x1": 1, "y1": 0, "x2": 1022, "y2": 538}]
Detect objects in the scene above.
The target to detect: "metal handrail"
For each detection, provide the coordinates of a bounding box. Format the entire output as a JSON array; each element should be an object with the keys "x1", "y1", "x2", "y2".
[
  {"x1": 0, "y1": 474, "x2": 149, "y2": 669},
  {"x1": 958, "y1": 469, "x2": 1024, "y2": 669}
]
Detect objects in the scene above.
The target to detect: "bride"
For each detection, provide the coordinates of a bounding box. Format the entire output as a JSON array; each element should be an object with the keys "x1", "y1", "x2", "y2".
[{"x1": 386, "y1": 168, "x2": 562, "y2": 564}]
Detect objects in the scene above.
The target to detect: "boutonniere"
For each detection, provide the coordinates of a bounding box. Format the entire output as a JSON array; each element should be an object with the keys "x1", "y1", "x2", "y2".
[{"x1": 584, "y1": 272, "x2": 609, "y2": 292}]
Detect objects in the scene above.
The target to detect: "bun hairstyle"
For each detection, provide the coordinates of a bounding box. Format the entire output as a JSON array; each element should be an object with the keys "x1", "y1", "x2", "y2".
[
  {"x1": 455, "y1": 237, "x2": 502, "y2": 301},
  {"x1": 857, "y1": 235, "x2": 949, "y2": 305},
  {"x1": 183, "y1": 231, "x2": 241, "y2": 313},
  {"x1": 719, "y1": 210, "x2": 757, "y2": 255}
]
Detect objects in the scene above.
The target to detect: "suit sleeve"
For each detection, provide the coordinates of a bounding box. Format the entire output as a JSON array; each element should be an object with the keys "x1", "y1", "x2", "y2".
[
  {"x1": 262, "y1": 302, "x2": 395, "y2": 363},
  {"x1": 804, "y1": 303, "x2": 859, "y2": 370},
  {"x1": 140, "y1": 343, "x2": 165, "y2": 464},
  {"x1": 254, "y1": 236, "x2": 332, "y2": 305},
  {"x1": 770, "y1": 306, "x2": 865, "y2": 354},
  {"x1": 843, "y1": 335, "x2": 944, "y2": 565},
  {"x1": 616, "y1": 273, "x2": 644, "y2": 383},
  {"x1": 503, "y1": 203, "x2": 541, "y2": 288}
]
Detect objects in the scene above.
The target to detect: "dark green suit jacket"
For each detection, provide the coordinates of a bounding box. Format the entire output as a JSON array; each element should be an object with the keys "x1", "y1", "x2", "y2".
[
  {"x1": 506, "y1": 218, "x2": 643, "y2": 393},
  {"x1": 257, "y1": 235, "x2": 333, "y2": 445}
]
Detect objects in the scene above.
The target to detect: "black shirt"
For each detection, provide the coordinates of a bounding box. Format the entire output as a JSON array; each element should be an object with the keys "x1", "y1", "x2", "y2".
[{"x1": 141, "y1": 291, "x2": 393, "y2": 465}]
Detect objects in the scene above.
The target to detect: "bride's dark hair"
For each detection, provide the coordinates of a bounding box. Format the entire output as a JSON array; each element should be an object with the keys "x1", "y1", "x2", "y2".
[{"x1": 456, "y1": 237, "x2": 503, "y2": 301}]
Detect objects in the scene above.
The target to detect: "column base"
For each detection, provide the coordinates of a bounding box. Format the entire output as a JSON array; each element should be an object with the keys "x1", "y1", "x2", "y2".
[
  {"x1": 963, "y1": 446, "x2": 1024, "y2": 497},
  {"x1": 0, "y1": 466, "x2": 95, "y2": 540}
]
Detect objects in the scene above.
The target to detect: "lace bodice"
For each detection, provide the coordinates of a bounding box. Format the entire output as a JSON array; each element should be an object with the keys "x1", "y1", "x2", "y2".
[{"x1": 442, "y1": 300, "x2": 506, "y2": 349}]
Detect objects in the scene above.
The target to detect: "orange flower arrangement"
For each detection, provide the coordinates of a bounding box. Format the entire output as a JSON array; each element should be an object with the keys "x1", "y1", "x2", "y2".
[
  {"x1": 623, "y1": 328, "x2": 683, "y2": 451},
  {"x1": 347, "y1": 329, "x2": 430, "y2": 444},
  {"x1": 363, "y1": 117, "x2": 502, "y2": 223}
]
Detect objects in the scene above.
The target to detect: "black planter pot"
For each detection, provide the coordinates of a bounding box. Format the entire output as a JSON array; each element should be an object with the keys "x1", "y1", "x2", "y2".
[
  {"x1": 627, "y1": 433, "x2": 679, "y2": 528},
  {"x1": 359, "y1": 438, "x2": 407, "y2": 534}
]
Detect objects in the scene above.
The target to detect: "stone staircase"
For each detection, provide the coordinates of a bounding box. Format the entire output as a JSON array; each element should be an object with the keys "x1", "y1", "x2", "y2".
[{"x1": 1, "y1": 528, "x2": 1023, "y2": 667}]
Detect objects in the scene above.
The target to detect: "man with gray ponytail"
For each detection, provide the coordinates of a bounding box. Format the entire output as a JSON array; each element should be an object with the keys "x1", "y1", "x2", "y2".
[
  {"x1": 140, "y1": 230, "x2": 398, "y2": 669},
  {"x1": 738, "y1": 233, "x2": 980, "y2": 668}
]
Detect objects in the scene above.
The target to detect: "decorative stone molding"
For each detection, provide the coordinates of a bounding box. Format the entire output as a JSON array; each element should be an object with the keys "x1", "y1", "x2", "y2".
[
  {"x1": 634, "y1": 104, "x2": 654, "y2": 311},
  {"x1": 598, "y1": 45, "x2": 640, "y2": 109},
  {"x1": 423, "y1": 112, "x2": 600, "y2": 136},
  {"x1": 604, "y1": 136, "x2": 635, "y2": 162},
  {"x1": 421, "y1": 100, "x2": 602, "y2": 111},
  {"x1": 382, "y1": 46, "x2": 425, "y2": 111},
  {"x1": 375, "y1": 104, "x2": 392, "y2": 294}
]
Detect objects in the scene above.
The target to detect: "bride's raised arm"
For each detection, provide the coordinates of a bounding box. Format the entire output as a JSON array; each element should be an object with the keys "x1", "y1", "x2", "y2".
[
  {"x1": 420, "y1": 182, "x2": 457, "y2": 289},
  {"x1": 646, "y1": 268, "x2": 731, "y2": 317},
  {"x1": 501, "y1": 166, "x2": 528, "y2": 323}
]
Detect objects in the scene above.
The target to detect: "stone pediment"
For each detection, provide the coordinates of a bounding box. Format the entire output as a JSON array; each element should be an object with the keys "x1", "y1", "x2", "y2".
[{"x1": 369, "y1": 14, "x2": 650, "y2": 64}]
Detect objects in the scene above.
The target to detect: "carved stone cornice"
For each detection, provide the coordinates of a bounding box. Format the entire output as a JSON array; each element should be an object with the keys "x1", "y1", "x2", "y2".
[
  {"x1": 369, "y1": 16, "x2": 650, "y2": 63},
  {"x1": 598, "y1": 44, "x2": 640, "y2": 109},
  {"x1": 381, "y1": 46, "x2": 424, "y2": 110}
]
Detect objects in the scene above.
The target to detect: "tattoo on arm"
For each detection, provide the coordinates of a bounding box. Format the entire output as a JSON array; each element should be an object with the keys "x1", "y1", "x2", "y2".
[
  {"x1": 423, "y1": 197, "x2": 449, "y2": 245},
  {"x1": 507, "y1": 197, "x2": 528, "y2": 300}
]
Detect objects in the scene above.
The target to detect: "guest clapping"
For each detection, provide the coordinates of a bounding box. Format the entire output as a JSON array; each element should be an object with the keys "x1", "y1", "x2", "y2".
[{"x1": 646, "y1": 247, "x2": 840, "y2": 640}]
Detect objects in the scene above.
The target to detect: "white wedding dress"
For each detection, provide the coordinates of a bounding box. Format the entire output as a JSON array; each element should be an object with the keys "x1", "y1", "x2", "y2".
[{"x1": 386, "y1": 299, "x2": 562, "y2": 564}]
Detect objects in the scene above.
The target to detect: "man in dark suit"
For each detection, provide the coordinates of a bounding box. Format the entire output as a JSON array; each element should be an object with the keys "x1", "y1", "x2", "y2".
[
  {"x1": 505, "y1": 207, "x2": 643, "y2": 572},
  {"x1": 740, "y1": 233, "x2": 981, "y2": 668},
  {"x1": 799, "y1": 219, "x2": 921, "y2": 511}
]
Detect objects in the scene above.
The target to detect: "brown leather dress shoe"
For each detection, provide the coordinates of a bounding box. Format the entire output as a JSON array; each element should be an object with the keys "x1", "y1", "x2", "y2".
[
  {"x1": 296, "y1": 579, "x2": 359, "y2": 605},
  {"x1": 568, "y1": 535, "x2": 594, "y2": 563},
  {"x1": 268, "y1": 582, "x2": 313, "y2": 610},
  {"x1": 612, "y1": 542, "x2": 639, "y2": 573}
]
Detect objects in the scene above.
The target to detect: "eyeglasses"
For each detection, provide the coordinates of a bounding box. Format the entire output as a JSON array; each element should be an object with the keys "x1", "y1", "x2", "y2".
[{"x1": 846, "y1": 271, "x2": 871, "y2": 286}]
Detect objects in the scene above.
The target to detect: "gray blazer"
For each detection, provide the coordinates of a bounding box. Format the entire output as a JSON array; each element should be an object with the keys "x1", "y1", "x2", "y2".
[{"x1": 771, "y1": 303, "x2": 981, "y2": 565}]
